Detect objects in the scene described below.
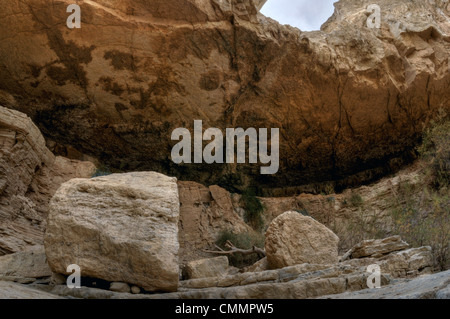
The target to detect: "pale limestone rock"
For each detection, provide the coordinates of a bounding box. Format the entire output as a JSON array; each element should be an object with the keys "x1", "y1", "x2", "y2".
[
  {"x1": 110, "y1": 282, "x2": 131, "y2": 293},
  {"x1": 350, "y1": 236, "x2": 410, "y2": 259},
  {"x1": 265, "y1": 211, "x2": 340, "y2": 269},
  {"x1": 44, "y1": 172, "x2": 180, "y2": 292},
  {"x1": 377, "y1": 247, "x2": 434, "y2": 278},
  {"x1": 30, "y1": 241, "x2": 438, "y2": 299},
  {"x1": 178, "y1": 182, "x2": 251, "y2": 265},
  {"x1": 185, "y1": 256, "x2": 229, "y2": 279},
  {"x1": 131, "y1": 286, "x2": 141, "y2": 294},
  {"x1": 0, "y1": 245, "x2": 52, "y2": 280},
  {"x1": 0, "y1": 281, "x2": 61, "y2": 299}
]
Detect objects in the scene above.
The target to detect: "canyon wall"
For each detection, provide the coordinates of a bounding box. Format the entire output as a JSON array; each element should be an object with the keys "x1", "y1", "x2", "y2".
[{"x1": 0, "y1": 0, "x2": 448, "y2": 194}]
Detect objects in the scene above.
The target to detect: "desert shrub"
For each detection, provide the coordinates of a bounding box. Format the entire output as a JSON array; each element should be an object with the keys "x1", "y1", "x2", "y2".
[
  {"x1": 240, "y1": 189, "x2": 265, "y2": 231},
  {"x1": 91, "y1": 164, "x2": 125, "y2": 178},
  {"x1": 340, "y1": 208, "x2": 389, "y2": 251},
  {"x1": 336, "y1": 116, "x2": 450, "y2": 266},
  {"x1": 349, "y1": 193, "x2": 364, "y2": 207},
  {"x1": 215, "y1": 230, "x2": 265, "y2": 268},
  {"x1": 92, "y1": 165, "x2": 113, "y2": 178},
  {"x1": 390, "y1": 182, "x2": 450, "y2": 271},
  {"x1": 418, "y1": 110, "x2": 450, "y2": 188},
  {"x1": 322, "y1": 183, "x2": 335, "y2": 195}
]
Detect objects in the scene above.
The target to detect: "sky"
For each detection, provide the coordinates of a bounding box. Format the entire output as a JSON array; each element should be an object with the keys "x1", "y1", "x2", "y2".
[{"x1": 260, "y1": 0, "x2": 337, "y2": 31}]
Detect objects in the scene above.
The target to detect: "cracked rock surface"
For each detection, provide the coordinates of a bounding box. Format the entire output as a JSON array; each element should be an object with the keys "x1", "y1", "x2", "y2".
[{"x1": 0, "y1": 0, "x2": 449, "y2": 193}]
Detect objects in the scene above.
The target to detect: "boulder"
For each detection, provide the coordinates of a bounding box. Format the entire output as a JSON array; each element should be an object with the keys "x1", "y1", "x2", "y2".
[
  {"x1": 44, "y1": 172, "x2": 180, "y2": 292},
  {"x1": 347, "y1": 236, "x2": 410, "y2": 259},
  {"x1": 265, "y1": 211, "x2": 340, "y2": 269},
  {"x1": 109, "y1": 282, "x2": 131, "y2": 293},
  {"x1": 185, "y1": 256, "x2": 229, "y2": 280},
  {"x1": 131, "y1": 286, "x2": 141, "y2": 295},
  {"x1": 0, "y1": 245, "x2": 52, "y2": 280},
  {"x1": 245, "y1": 257, "x2": 269, "y2": 273},
  {"x1": 0, "y1": 281, "x2": 61, "y2": 299},
  {"x1": 377, "y1": 247, "x2": 433, "y2": 278}
]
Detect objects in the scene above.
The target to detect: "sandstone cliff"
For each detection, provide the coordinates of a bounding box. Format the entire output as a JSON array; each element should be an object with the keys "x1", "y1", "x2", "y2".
[{"x1": 0, "y1": 0, "x2": 448, "y2": 193}]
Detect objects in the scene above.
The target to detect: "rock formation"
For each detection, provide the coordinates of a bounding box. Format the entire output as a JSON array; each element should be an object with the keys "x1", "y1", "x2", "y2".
[
  {"x1": 44, "y1": 172, "x2": 180, "y2": 292},
  {"x1": 0, "y1": 0, "x2": 448, "y2": 301},
  {"x1": 0, "y1": 245, "x2": 52, "y2": 282},
  {"x1": 13, "y1": 236, "x2": 435, "y2": 299},
  {"x1": 185, "y1": 256, "x2": 230, "y2": 279},
  {"x1": 0, "y1": 106, "x2": 96, "y2": 256},
  {"x1": 320, "y1": 270, "x2": 450, "y2": 299},
  {"x1": 0, "y1": 0, "x2": 448, "y2": 193},
  {"x1": 343, "y1": 236, "x2": 410, "y2": 260},
  {"x1": 265, "y1": 211, "x2": 340, "y2": 269}
]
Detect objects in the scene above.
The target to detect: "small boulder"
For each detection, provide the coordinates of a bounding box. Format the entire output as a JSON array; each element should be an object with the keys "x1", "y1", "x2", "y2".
[
  {"x1": 110, "y1": 282, "x2": 131, "y2": 293},
  {"x1": 0, "y1": 245, "x2": 52, "y2": 280},
  {"x1": 44, "y1": 172, "x2": 180, "y2": 292},
  {"x1": 265, "y1": 211, "x2": 339, "y2": 269},
  {"x1": 131, "y1": 286, "x2": 141, "y2": 294}
]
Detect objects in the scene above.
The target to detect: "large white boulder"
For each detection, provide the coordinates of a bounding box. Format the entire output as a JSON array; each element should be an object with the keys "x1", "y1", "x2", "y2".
[
  {"x1": 44, "y1": 172, "x2": 180, "y2": 292},
  {"x1": 265, "y1": 211, "x2": 340, "y2": 269}
]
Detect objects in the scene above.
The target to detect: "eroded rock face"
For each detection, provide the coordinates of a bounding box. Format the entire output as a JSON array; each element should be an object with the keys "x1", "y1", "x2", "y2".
[
  {"x1": 44, "y1": 172, "x2": 180, "y2": 292},
  {"x1": 178, "y1": 181, "x2": 252, "y2": 266},
  {"x1": 265, "y1": 211, "x2": 340, "y2": 269},
  {"x1": 0, "y1": 106, "x2": 96, "y2": 256},
  {"x1": 0, "y1": 0, "x2": 448, "y2": 193}
]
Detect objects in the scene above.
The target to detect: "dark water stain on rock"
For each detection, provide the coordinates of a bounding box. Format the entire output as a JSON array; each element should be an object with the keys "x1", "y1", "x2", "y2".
[
  {"x1": 115, "y1": 103, "x2": 128, "y2": 113},
  {"x1": 200, "y1": 70, "x2": 222, "y2": 91},
  {"x1": 99, "y1": 77, "x2": 125, "y2": 96},
  {"x1": 28, "y1": 6, "x2": 95, "y2": 89},
  {"x1": 104, "y1": 50, "x2": 138, "y2": 71},
  {"x1": 45, "y1": 31, "x2": 95, "y2": 88}
]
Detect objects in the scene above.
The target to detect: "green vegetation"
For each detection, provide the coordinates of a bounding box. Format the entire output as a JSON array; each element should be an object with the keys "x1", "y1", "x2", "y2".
[
  {"x1": 216, "y1": 230, "x2": 265, "y2": 268},
  {"x1": 91, "y1": 164, "x2": 124, "y2": 178},
  {"x1": 340, "y1": 113, "x2": 449, "y2": 271},
  {"x1": 390, "y1": 183, "x2": 449, "y2": 271},
  {"x1": 390, "y1": 115, "x2": 450, "y2": 271},
  {"x1": 92, "y1": 165, "x2": 113, "y2": 178},
  {"x1": 349, "y1": 193, "x2": 364, "y2": 207},
  {"x1": 240, "y1": 189, "x2": 265, "y2": 232},
  {"x1": 418, "y1": 110, "x2": 450, "y2": 189}
]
